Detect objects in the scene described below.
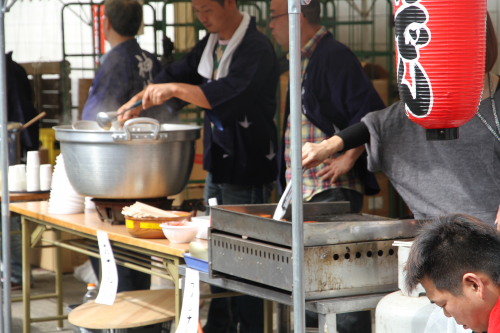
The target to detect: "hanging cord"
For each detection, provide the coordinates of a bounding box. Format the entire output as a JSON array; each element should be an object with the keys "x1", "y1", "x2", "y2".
[{"x1": 476, "y1": 72, "x2": 500, "y2": 142}]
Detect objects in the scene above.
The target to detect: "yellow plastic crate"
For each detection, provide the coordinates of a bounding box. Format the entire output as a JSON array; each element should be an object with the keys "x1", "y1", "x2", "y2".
[{"x1": 39, "y1": 128, "x2": 60, "y2": 165}]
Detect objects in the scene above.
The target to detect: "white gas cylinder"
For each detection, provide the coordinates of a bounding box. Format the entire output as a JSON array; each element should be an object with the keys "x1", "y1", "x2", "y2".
[
  {"x1": 376, "y1": 291, "x2": 473, "y2": 333},
  {"x1": 376, "y1": 290, "x2": 435, "y2": 333}
]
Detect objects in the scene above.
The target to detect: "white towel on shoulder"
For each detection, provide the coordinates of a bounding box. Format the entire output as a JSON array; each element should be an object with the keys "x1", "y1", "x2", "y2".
[{"x1": 197, "y1": 12, "x2": 251, "y2": 80}]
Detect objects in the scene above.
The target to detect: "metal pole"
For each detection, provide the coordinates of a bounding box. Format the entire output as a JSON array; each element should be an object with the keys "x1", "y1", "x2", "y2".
[
  {"x1": 0, "y1": 0, "x2": 12, "y2": 331},
  {"x1": 288, "y1": 0, "x2": 305, "y2": 332}
]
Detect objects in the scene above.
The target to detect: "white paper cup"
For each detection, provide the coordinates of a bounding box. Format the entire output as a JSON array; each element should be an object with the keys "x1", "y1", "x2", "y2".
[
  {"x1": 26, "y1": 151, "x2": 40, "y2": 168},
  {"x1": 16, "y1": 164, "x2": 27, "y2": 191},
  {"x1": 8, "y1": 165, "x2": 23, "y2": 192},
  {"x1": 39, "y1": 164, "x2": 52, "y2": 191},
  {"x1": 26, "y1": 165, "x2": 40, "y2": 192}
]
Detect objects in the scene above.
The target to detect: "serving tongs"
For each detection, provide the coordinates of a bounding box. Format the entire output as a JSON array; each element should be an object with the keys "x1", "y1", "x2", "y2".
[
  {"x1": 273, "y1": 167, "x2": 305, "y2": 221},
  {"x1": 273, "y1": 180, "x2": 293, "y2": 221}
]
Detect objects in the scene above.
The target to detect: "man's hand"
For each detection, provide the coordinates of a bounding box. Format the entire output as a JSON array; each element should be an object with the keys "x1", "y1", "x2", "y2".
[
  {"x1": 317, "y1": 155, "x2": 354, "y2": 183},
  {"x1": 142, "y1": 83, "x2": 177, "y2": 109},
  {"x1": 317, "y1": 145, "x2": 365, "y2": 183},
  {"x1": 117, "y1": 91, "x2": 144, "y2": 122},
  {"x1": 302, "y1": 136, "x2": 344, "y2": 170}
]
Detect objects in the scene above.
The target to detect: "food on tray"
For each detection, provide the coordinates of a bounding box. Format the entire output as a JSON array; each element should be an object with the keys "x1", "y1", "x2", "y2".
[
  {"x1": 122, "y1": 201, "x2": 180, "y2": 218},
  {"x1": 255, "y1": 213, "x2": 272, "y2": 218},
  {"x1": 123, "y1": 204, "x2": 192, "y2": 239}
]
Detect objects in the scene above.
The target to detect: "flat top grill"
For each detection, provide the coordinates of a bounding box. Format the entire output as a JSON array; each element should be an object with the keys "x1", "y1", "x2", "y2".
[
  {"x1": 210, "y1": 202, "x2": 425, "y2": 247},
  {"x1": 209, "y1": 202, "x2": 425, "y2": 299}
]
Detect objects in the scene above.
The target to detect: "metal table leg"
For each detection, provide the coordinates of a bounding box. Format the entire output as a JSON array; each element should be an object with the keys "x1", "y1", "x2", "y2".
[
  {"x1": 277, "y1": 303, "x2": 291, "y2": 333},
  {"x1": 264, "y1": 300, "x2": 273, "y2": 333},
  {"x1": 54, "y1": 229, "x2": 64, "y2": 329},
  {"x1": 165, "y1": 256, "x2": 183, "y2": 327},
  {"x1": 21, "y1": 215, "x2": 31, "y2": 333},
  {"x1": 318, "y1": 312, "x2": 337, "y2": 333}
]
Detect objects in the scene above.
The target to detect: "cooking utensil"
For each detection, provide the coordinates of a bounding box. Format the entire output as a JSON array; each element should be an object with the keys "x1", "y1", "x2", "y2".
[
  {"x1": 272, "y1": 168, "x2": 304, "y2": 220},
  {"x1": 273, "y1": 180, "x2": 292, "y2": 221},
  {"x1": 96, "y1": 100, "x2": 142, "y2": 130},
  {"x1": 7, "y1": 122, "x2": 22, "y2": 165},
  {"x1": 53, "y1": 117, "x2": 201, "y2": 199},
  {"x1": 6, "y1": 112, "x2": 47, "y2": 165},
  {"x1": 20, "y1": 111, "x2": 46, "y2": 131}
]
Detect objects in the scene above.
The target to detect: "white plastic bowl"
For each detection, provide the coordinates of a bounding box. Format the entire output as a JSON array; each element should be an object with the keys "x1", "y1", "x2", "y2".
[{"x1": 160, "y1": 222, "x2": 198, "y2": 243}]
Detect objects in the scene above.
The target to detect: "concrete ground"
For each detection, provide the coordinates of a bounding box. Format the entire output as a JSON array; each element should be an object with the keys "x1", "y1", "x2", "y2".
[
  {"x1": 11, "y1": 267, "x2": 88, "y2": 333},
  {"x1": 9, "y1": 265, "x2": 210, "y2": 333}
]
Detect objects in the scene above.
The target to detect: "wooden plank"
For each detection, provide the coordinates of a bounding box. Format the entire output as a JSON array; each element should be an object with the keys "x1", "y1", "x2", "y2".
[
  {"x1": 4, "y1": 192, "x2": 50, "y2": 202},
  {"x1": 39, "y1": 93, "x2": 61, "y2": 106},
  {"x1": 20, "y1": 62, "x2": 67, "y2": 76},
  {"x1": 68, "y1": 289, "x2": 176, "y2": 329},
  {"x1": 40, "y1": 79, "x2": 61, "y2": 90}
]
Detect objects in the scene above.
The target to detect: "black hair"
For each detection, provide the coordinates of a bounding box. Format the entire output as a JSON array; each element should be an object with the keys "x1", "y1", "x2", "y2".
[
  {"x1": 104, "y1": 0, "x2": 143, "y2": 37},
  {"x1": 301, "y1": 0, "x2": 321, "y2": 26},
  {"x1": 405, "y1": 214, "x2": 500, "y2": 295}
]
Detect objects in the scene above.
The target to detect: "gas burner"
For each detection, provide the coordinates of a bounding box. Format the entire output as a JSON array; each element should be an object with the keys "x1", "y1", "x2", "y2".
[{"x1": 92, "y1": 197, "x2": 174, "y2": 225}]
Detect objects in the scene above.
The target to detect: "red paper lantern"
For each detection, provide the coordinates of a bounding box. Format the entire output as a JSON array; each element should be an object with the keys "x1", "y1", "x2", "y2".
[{"x1": 394, "y1": 0, "x2": 487, "y2": 140}]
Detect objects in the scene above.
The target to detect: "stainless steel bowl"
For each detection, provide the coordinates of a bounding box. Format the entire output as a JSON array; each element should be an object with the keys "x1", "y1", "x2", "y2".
[{"x1": 54, "y1": 118, "x2": 201, "y2": 199}]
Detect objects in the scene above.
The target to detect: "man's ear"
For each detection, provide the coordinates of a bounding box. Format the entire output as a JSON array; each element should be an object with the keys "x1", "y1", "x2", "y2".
[
  {"x1": 463, "y1": 272, "x2": 485, "y2": 299},
  {"x1": 103, "y1": 16, "x2": 110, "y2": 30},
  {"x1": 224, "y1": 0, "x2": 237, "y2": 9}
]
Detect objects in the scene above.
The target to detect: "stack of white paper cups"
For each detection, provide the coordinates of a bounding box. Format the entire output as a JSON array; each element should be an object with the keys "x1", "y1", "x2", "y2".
[
  {"x1": 48, "y1": 154, "x2": 84, "y2": 214},
  {"x1": 26, "y1": 151, "x2": 40, "y2": 192}
]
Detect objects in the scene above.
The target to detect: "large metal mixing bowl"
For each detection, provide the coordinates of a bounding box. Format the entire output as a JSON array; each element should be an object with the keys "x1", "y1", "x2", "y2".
[{"x1": 54, "y1": 118, "x2": 201, "y2": 199}]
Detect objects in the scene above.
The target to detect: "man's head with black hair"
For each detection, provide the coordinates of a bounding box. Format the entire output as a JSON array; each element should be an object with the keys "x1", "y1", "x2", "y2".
[{"x1": 104, "y1": 0, "x2": 143, "y2": 37}]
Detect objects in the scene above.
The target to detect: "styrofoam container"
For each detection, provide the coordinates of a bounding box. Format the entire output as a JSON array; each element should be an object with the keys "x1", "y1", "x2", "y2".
[{"x1": 191, "y1": 216, "x2": 210, "y2": 239}]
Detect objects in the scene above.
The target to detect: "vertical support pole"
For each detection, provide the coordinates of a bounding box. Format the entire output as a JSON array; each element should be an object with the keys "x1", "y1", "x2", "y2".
[
  {"x1": 288, "y1": 0, "x2": 305, "y2": 332},
  {"x1": 0, "y1": 1, "x2": 11, "y2": 332}
]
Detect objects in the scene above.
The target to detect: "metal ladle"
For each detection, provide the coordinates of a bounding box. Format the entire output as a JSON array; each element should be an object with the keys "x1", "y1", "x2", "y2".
[{"x1": 96, "y1": 100, "x2": 142, "y2": 130}]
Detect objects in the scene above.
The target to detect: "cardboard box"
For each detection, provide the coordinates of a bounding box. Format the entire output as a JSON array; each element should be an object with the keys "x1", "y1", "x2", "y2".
[{"x1": 31, "y1": 229, "x2": 88, "y2": 273}]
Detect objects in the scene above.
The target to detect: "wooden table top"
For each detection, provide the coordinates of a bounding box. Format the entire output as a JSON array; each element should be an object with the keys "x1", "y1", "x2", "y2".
[
  {"x1": 10, "y1": 201, "x2": 198, "y2": 258},
  {"x1": 68, "y1": 289, "x2": 176, "y2": 329},
  {"x1": 4, "y1": 191, "x2": 50, "y2": 202}
]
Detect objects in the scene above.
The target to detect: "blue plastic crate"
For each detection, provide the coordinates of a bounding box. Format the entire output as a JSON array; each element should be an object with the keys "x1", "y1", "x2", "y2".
[{"x1": 183, "y1": 253, "x2": 209, "y2": 273}]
